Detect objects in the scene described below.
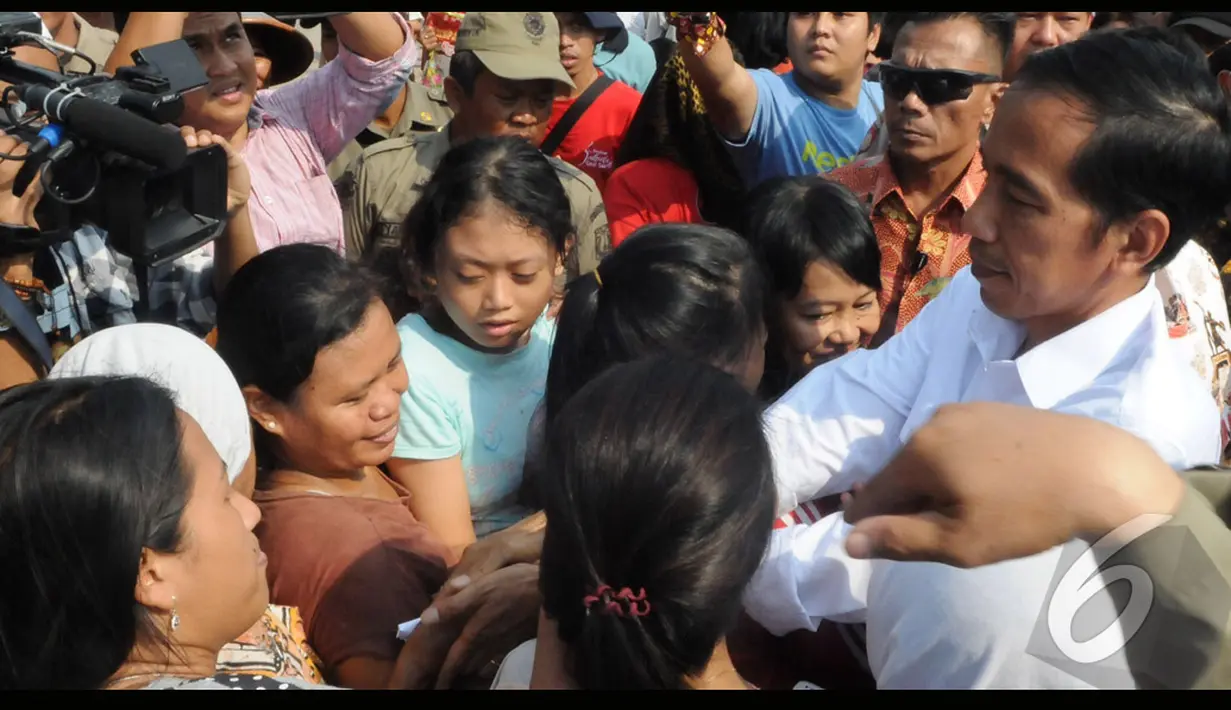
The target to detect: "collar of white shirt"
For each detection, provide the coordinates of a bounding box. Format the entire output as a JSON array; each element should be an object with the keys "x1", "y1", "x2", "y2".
[{"x1": 967, "y1": 275, "x2": 1157, "y2": 410}]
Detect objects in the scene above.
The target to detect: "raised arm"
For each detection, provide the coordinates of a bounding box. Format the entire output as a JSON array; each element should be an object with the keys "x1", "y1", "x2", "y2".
[
  {"x1": 103, "y1": 12, "x2": 187, "y2": 74},
  {"x1": 259, "y1": 12, "x2": 415, "y2": 165},
  {"x1": 673, "y1": 13, "x2": 758, "y2": 142},
  {"x1": 765, "y1": 269, "x2": 975, "y2": 518}
]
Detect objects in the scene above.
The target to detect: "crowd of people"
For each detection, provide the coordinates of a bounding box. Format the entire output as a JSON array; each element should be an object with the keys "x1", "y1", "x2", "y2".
[{"x1": 2, "y1": 10, "x2": 1231, "y2": 690}]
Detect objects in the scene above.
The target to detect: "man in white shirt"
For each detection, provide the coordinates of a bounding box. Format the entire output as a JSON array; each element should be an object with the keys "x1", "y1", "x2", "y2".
[{"x1": 745, "y1": 28, "x2": 1231, "y2": 688}]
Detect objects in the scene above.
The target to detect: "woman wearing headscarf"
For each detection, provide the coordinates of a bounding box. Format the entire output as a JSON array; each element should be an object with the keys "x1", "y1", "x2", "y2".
[{"x1": 46, "y1": 323, "x2": 325, "y2": 684}]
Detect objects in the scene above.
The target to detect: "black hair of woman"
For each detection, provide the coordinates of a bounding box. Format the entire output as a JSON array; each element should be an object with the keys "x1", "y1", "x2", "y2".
[
  {"x1": 543, "y1": 222, "x2": 766, "y2": 427},
  {"x1": 612, "y1": 54, "x2": 748, "y2": 234},
  {"x1": 0, "y1": 376, "x2": 188, "y2": 689},
  {"x1": 538, "y1": 355, "x2": 777, "y2": 689},
  {"x1": 215, "y1": 243, "x2": 381, "y2": 472},
  {"x1": 394, "y1": 135, "x2": 574, "y2": 321},
  {"x1": 743, "y1": 175, "x2": 882, "y2": 401}
]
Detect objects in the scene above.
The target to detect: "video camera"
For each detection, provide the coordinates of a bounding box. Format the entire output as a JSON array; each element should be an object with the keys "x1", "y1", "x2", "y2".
[{"x1": 0, "y1": 11, "x2": 227, "y2": 268}]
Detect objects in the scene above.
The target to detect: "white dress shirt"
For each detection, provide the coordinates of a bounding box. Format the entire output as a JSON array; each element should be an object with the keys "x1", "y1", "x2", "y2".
[{"x1": 747, "y1": 266, "x2": 1221, "y2": 689}]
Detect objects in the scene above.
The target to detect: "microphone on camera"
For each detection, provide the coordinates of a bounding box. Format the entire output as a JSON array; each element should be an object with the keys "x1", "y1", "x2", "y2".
[{"x1": 17, "y1": 84, "x2": 187, "y2": 171}]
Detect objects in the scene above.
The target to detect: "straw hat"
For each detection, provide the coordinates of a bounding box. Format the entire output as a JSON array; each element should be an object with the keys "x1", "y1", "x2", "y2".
[{"x1": 242, "y1": 12, "x2": 314, "y2": 86}]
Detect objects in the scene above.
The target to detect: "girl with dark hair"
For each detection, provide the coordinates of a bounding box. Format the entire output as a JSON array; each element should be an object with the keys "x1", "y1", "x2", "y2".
[
  {"x1": 386, "y1": 136, "x2": 570, "y2": 560},
  {"x1": 492, "y1": 356, "x2": 776, "y2": 689},
  {"x1": 744, "y1": 176, "x2": 883, "y2": 402},
  {"x1": 603, "y1": 53, "x2": 748, "y2": 245},
  {"x1": 545, "y1": 223, "x2": 766, "y2": 424},
  {"x1": 215, "y1": 244, "x2": 451, "y2": 689},
  {"x1": 431, "y1": 222, "x2": 765, "y2": 667}
]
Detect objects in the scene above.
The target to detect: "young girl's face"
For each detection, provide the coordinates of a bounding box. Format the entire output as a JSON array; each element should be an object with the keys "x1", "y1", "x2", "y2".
[
  {"x1": 776, "y1": 259, "x2": 881, "y2": 371},
  {"x1": 433, "y1": 200, "x2": 561, "y2": 353}
]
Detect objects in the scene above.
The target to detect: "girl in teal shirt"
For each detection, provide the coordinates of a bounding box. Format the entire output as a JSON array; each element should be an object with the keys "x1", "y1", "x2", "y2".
[{"x1": 386, "y1": 136, "x2": 569, "y2": 560}]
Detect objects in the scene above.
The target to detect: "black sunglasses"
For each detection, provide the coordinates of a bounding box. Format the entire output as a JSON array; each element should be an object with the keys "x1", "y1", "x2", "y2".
[{"x1": 878, "y1": 62, "x2": 1001, "y2": 106}]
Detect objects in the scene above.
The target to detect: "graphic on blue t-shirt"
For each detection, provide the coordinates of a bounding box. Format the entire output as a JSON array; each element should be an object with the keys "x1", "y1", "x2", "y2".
[{"x1": 726, "y1": 68, "x2": 884, "y2": 187}]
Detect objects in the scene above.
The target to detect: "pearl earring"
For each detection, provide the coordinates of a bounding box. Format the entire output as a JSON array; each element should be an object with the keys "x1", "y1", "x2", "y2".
[{"x1": 266, "y1": 421, "x2": 276, "y2": 431}]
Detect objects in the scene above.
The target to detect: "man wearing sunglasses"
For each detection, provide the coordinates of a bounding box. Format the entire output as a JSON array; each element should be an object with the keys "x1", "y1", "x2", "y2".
[
  {"x1": 676, "y1": 12, "x2": 885, "y2": 188},
  {"x1": 829, "y1": 13, "x2": 1012, "y2": 339},
  {"x1": 745, "y1": 27, "x2": 1229, "y2": 688},
  {"x1": 1006, "y1": 12, "x2": 1092, "y2": 81}
]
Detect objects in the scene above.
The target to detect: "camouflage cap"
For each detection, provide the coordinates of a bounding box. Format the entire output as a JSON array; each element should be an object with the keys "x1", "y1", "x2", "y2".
[{"x1": 455, "y1": 12, "x2": 574, "y2": 91}]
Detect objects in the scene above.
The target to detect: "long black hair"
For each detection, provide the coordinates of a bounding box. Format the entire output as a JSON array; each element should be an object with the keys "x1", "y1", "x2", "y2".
[
  {"x1": 539, "y1": 356, "x2": 777, "y2": 689},
  {"x1": 743, "y1": 175, "x2": 882, "y2": 401},
  {"x1": 215, "y1": 244, "x2": 382, "y2": 471},
  {"x1": 613, "y1": 54, "x2": 746, "y2": 233},
  {"x1": 0, "y1": 376, "x2": 189, "y2": 689},
  {"x1": 545, "y1": 223, "x2": 765, "y2": 426}
]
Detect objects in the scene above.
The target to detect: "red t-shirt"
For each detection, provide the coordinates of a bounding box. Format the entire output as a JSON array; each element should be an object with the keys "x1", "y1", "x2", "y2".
[
  {"x1": 545, "y1": 76, "x2": 642, "y2": 194},
  {"x1": 604, "y1": 158, "x2": 705, "y2": 247}
]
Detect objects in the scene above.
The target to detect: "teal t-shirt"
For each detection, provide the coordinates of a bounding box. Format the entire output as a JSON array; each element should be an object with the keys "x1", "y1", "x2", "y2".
[{"x1": 392, "y1": 313, "x2": 555, "y2": 537}]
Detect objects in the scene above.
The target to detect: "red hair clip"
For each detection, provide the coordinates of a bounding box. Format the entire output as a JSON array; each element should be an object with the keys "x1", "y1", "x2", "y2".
[{"x1": 584, "y1": 584, "x2": 652, "y2": 618}]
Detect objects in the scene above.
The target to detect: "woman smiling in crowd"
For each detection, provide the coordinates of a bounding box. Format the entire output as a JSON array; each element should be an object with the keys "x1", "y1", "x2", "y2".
[{"x1": 215, "y1": 245, "x2": 452, "y2": 689}]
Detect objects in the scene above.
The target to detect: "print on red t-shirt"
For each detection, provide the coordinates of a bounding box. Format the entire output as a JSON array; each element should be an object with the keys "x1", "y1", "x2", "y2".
[{"x1": 545, "y1": 77, "x2": 642, "y2": 194}]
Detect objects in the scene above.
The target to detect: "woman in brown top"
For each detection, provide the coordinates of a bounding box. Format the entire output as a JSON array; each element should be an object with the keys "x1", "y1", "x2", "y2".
[{"x1": 215, "y1": 244, "x2": 452, "y2": 689}]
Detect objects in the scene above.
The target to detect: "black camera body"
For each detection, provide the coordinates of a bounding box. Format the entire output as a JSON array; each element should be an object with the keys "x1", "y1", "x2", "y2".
[{"x1": 0, "y1": 11, "x2": 228, "y2": 268}]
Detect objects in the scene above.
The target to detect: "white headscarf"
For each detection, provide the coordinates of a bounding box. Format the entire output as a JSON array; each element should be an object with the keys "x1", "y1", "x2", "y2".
[{"x1": 48, "y1": 323, "x2": 252, "y2": 483}]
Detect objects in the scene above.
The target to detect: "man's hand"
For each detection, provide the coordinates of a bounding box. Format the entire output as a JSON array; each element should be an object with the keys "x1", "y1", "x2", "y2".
[
  {"x1": 447, "y1": 524, "x2": 544, "y2": 585},
  {"x1": 841, "y1": 402, "x2": 1187, "y2": 568},
  {"x1": 419, "y1": 23, "x2": 440, "y2": 54},
  {"x1": 403, "y1": 558, "x2": 539, "y2": 689},
  {"x1": 179, "y1": 126, "x2": 249, "y2": 213}
]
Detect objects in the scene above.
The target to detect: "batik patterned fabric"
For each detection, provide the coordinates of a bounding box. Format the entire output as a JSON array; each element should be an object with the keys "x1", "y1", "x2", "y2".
[
  {"x1": 828, "y1": 150, "x2": 986, "y2": 334},
  {"x1": 215, "y1": 605, "x2": 325, "y2": 684},
  {"x1": 1157, "y1": 240, "x2": 1231, "y2": 458}
]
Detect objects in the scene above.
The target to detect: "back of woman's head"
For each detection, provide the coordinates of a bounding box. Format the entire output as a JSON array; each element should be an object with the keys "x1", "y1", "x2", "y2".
[
  {"x1": 0, "y1": 376, "x2": 187, "y2": 689},
  {"x1": 744, "y1": 175, "x2": 880, "y2": 300},
  {"x1": 539, "y1": 356, "x2": 776, "y2": 689},
  {"x1": 613, "y1": 54, "x2": 746, "y2": 232},
  {"x1": 545, "y1": 223, "x2": 765, "y2": 424},
  {"x1": 398, "y1": 135, "x2": 572, "y2": 306},
  {"x1": 215, "y1": 243, "x2": 380, "y2": 403}
]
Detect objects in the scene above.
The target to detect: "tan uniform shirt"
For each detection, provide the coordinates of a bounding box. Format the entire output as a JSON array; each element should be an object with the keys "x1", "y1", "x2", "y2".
[
  {"x1": 326, "y1": 81, "x2": 453, "y2": 183},
  {"x1": 1132, "y1": 468, "x2": 1231, "y2": 689},
  {"x1": 337, "y1": 127, "x2": 610, "y2": 281},
  {"x1": 64, "y1": 14, "x2": 118, "y2": 74}
]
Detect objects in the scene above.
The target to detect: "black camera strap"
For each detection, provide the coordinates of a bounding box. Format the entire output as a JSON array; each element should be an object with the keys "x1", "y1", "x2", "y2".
[
  {"x1": 0, "y1": 279, "x2": 53, "y2": 372},
  {"x1": 540, "y1": 75, "x2": 614, "y2": 158}
]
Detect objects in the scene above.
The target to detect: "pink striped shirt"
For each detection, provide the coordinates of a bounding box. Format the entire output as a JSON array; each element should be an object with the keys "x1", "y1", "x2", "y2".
[{"x1": 238, "y1": 13, "x2": 417, "y2": 254}]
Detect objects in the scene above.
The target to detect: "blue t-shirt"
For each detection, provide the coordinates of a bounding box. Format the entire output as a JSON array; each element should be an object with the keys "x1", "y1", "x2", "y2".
[
  {"x1": 594, "y1": 33, "x2": 657, "y2": 93},
  {"x1": 391, "y1": 312, "x2": 556, "y2": 537},
  {"x1": 725, "y1": 69, "x2": 884, "y2": 187}
]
